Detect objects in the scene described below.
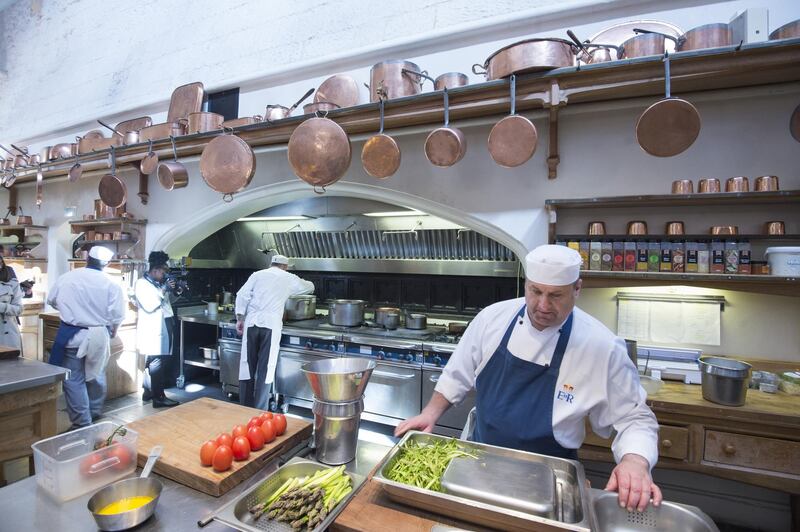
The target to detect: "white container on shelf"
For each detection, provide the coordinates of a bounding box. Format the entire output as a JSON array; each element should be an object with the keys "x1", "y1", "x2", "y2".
[
  {"x1": 765, "y1": 247, "x2": 800, "y2": 276},
  {"x1": 31, "y1": 422, "x2": 138, "y2": 502}
]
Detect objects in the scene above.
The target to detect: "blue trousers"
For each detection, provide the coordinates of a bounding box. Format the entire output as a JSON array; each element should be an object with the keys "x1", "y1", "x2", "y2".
[{"x1": 62, "y1": 348, "x2": 106, "y2": 427}]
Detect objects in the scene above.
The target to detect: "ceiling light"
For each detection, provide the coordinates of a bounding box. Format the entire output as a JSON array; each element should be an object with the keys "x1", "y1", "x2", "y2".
[
  {"x1": 363, "y1": 210, "x2": 425, "y2": 217},
  {"x1": 237, "y1": 215, "x2": 311, "y2": 221}
]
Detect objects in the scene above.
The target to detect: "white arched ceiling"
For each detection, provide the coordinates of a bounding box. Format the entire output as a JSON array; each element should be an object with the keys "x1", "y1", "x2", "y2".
[{"x1": 153, "y1": 179, "x2": 528, "y2": 261}]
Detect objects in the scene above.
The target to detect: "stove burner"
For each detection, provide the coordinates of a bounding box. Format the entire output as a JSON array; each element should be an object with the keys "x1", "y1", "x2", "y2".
[{"x1": 431, "y1": 333, "x2": 461, "y2": 344}]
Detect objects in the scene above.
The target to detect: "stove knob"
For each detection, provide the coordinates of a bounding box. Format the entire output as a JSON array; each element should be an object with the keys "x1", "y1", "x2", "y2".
[
  {"x1": 377, "y1": 350, "x2": 385, "y2": 360},
  {"x1": 433, "y1": 355, "x2": 442, "y2": 367},
  {"x1": 404, "y1": 354, "x2": 414, "y2": 362},
  {"x1": 305, "y1": 341, "x2": 313, "y2": 349},
  {"x1": 329, "y1": 344, "x2": 337, "y2": 352}
]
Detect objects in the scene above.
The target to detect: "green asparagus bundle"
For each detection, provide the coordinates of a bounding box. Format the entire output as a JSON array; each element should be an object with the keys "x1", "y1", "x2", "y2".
[
  {"x1": 385, "y1": 438, "x2": 478, "y2": 492},
  {"x1": 248, "y1": 465, "x2": 353, "y2": 530}
]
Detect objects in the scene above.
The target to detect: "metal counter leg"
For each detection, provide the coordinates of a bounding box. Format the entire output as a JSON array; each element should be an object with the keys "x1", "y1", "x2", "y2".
[{"x1": 177, "y1": 319, "x2": 185, "y2": 389}]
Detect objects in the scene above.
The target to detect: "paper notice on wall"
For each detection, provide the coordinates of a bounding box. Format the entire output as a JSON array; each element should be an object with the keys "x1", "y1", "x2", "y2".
[{"x1": 617, "y1": 299, "x2": 720, "y2": 346}]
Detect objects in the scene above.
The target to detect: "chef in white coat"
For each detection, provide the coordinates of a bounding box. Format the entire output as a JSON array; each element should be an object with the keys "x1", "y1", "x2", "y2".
[
  {"x1": 235, "y1": 254, "x2": 315, "y2": 409},
  {"x1": 396, "y1": 244, "x2": 661, "y2": 512}
]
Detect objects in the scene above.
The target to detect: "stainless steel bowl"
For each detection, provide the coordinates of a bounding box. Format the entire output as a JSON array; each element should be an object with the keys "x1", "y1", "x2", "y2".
[
  {"x1": 88, "y1": 477, "x2": 162, "y2": 531},
  {"x1": 200, "y1": 346, "x2": 219, "y2": 360},
  {"x1": 590, "y1": 488, "x2": 719, "y2": 531},
  {"x1": 301, "y1": 357, "x2": 375, "y2": 402},
  {"x1": 698, "y1": 356, "x2": 751, "y2": 407}
]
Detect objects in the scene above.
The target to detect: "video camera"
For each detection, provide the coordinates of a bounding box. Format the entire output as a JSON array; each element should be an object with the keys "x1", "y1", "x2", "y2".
[{"x1": 164, "y1": 273, "x2": 189, "y2": 294}]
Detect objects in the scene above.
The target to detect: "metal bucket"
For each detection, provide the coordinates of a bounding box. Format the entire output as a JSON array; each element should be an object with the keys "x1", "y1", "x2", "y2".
[
  {"x1": 312, "y1": 398, "x2": 364, "y2": 465},
  {"x1": 698, "y1": 356, "x2": 751, "y2": 406},
  {"x1": 301, "y1": 357, "x2": 375, "y2": 403}
]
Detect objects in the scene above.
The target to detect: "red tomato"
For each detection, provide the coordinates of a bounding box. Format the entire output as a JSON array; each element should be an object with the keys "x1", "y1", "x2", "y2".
[
  {"x1": 79, "y1": 452, "x2": 104, "y2": 477},
  {"x1": 247, "y1": 426, "x2": 265, "y2": 451},
  {"x1": 231, "y1": 424, "x2": 248, "y2": 439},
  {"x1": 232, "y1": 436, "x2": 251, "y2": 461},
  {"x1": 259, "y1": 412, "x2": 274, "y2": 423},
  {"x1": 260, "y1": 419, "x2": 276, "y2": 443},
  {"x1": 200, "y1": 440, "x2": 219, "y2": 466},
  {"x1": 106, "y1": 443, "x2": 133, "y2": 471},
  {"x1": 247, "y1": 416, "x2": 262, "y2": 430},
  {"x1": 216, "y1": 433, "x2": 234, "y2": 447},
  {"x1": 273, "y1": 413, "x2": 287, "y2": 436},
  {"x1": 212, "y1": 444, "x2": 233, "y2": 472}
]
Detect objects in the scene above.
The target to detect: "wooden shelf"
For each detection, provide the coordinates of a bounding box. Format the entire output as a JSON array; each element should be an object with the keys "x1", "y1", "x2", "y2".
[
  {"x1": 557, "y1": 234, "x2": 800, "y2": 241},
  {"x1": 546, "y1": 190, "x2": 800, "y2": 209},
  {"x1": 4, "y1": 257, "x2": 47, "y2": 264},
  {"x1": 0, "y1": 225, "x2": 48, "y2": 231},
  {"x1": 78, "y1": 239, "x2": 135, "y2": 247},
  {"x1": 69, "y1": 218, "x2": 147, "y2": 233},
  {"x1": 579, "y1": 270, "x2": 799, "y2": 296}
]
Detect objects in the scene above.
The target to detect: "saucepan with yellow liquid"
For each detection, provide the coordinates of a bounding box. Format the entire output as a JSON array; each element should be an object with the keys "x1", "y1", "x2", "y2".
[{"x1": 87, "y1": 446, "x2": 163, "y2": 531}]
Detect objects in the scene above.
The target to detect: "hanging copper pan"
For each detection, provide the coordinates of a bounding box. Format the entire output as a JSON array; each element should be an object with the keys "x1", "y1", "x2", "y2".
[
  {"x1": 98, "y1": 147, "x2": 127, "y2": 209},
  {"x1": 36, "y1": 165, "x2": 43, "y2": 208},
  {"x1": 199, "y1": 129, "x2": 256, "y2": 201},
  {"x1": 361, "y1": 98, "x2": 400, "y2": 179},
  {"x1": 315, "y1": 75, "x2": 360, "y2": 108},
  {"x1": 770, "y1": 19, "x2": 800, "y2": 40},
  {"x1": 287, "y1": 113, "x2": 351, "y2": 192},
  {"x1": 425, "y1": 88, "x2": 466, "y2": 167},
  {"x1": 635, "y1": 52, "x2": 701, "y2": 157},
  {"x1": 157, "y1": 136, "x2": 189, "y2": 190},
  {"x1": 790, "y1": 103, "x2": 800, "y2": 143},
  {"x1": 69, "y1": 152, "x2": 83, "y2": 182},
  {"x1": 488, "y1": 75, "x2": 538, "y2": 168},
  {"x1": 140, "y1": 140, "x2": 159, "y2": 175}
]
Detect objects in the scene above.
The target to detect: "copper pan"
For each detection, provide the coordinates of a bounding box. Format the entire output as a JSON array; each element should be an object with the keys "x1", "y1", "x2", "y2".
[
  {"x1": 627, "y1": 221, "x2": 648, "y2": 235},
  {"x1": 303, "y1": 102, "x2": 340, "y2": 114},
  {"x1": 140, "y1": 140, "x2": 159, "y2": 175},
  {"x1": 287, "y1": 115, "x2": 351, "y2": 192},
  {"x1": 1, "y1": 144, "x2": 29, "y2": 168},
  {"x1": 620, "y1": 29, "x2": 677, "y2": 58},
  {"x1": 265, "y1": 88, "x2": 315, "y2": 121},
  {"x1": 361, "y1": 98, "x2": 400, "y2": 179},
  {"x1": 434, "y1": 72, "x2": 469, "y2": 91},
  {"x1": 157, "y1": 136, "x2": 189, "y2": 191},
  {"x1": 725, "y1": 176, "x2": 749, "y2": 192},
  {"x1": 77, "y1": 131, "x2": 121, "y2": 154},
  {"x1": 678, "y1": 23, "x2": 731, "y2": 51},
  {"x1": 199, "y1": 129, "x2": 256, "y2": 201},
  {"x1": 368, "y1": 60, "x2": 427, "y2": 102},
  {"x1": 711, "y1": 225, "x2": 738, "y2": 235},
  {"x1": 698, "y1": 178, "x2": 720, "y2": 193},
  {"x1": 98, "y1": 119, "x2": 139, "y2": 145},
  {"x1": 488, "y1": 75, "x2": 537, "y2": 168},
  {"x1": 791, "y1": 104, "x2": 800, "y2": 143},
  {"x1": 425, "y1": 88, "x2": 466, "y2": 168},
  {"x1": 186, "y1": 112, "x2": 224, "y2": 134},
  {"x1": 666, "y1": 221, "x2": 685, "y2": 235},
  {"x1": 16, "y1": 206, "x2": 32, "y2": 225},
  {"x1": 588, "y1": 222, "x2": 606, "y2": 235},
  {"x1": 115, "y1": 116, "x2": 152, "y2": 134},
  {"x1": 315, "y1": 75, "x2": 360, "y2": 108},
  {"x1": 473, "y1": 38, "x2": 576, "y2": 80},
  {"x1": 221, "y1": 116, "x2": 263, "y2": 128},
  {"x1": 765, "y1": 221, "x2": 785, "y2": 235},
  {"x1": 567, "y1": 30, "x2": 619, "y2": 64},
  {"x1": 167, "y1": 81, "x2": 204, "y2": 122},
  {"x1": 139, "y1": 121, "x2": 186, "y2": 142},
  {"x1": 769, "y1": 19, "x2": 800, "y2": 40},
  {"x1": 635, "y1": 52, "x2": 701, "y2": 157},
  {"x1": 68, "y1": 152, "x2": 83, "y2": 182},
  {"x1": 671, "y1": 179, "x2": 693, "y2": 194},
  {"x1": 755, "y1": 175, "x2": 779, "y2": 192},
  {"x1": 98, "y1": 147, "x2": 127, "y2": 209},
  {"x1": 49, "y1": 143, "x2": 77, "y2": 160}
]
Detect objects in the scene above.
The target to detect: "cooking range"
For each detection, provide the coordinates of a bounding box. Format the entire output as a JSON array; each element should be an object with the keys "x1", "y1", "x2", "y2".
[{"x1": 275, "y1": 317, "x2": 474, "y2": 435}]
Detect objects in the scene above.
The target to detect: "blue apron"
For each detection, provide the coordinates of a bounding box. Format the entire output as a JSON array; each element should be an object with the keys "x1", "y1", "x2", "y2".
[
  {"x1": 49, "y1": 322, "x2": 87, "y2": 367},
  {"x1": 473, "y1": 305, "x2": 576, "y2": 459}
]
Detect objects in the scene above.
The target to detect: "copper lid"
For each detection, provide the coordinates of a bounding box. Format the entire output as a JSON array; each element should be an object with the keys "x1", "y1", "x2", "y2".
[{"x1": 627, "y1": 221, "x2": 648, "y2": 235}]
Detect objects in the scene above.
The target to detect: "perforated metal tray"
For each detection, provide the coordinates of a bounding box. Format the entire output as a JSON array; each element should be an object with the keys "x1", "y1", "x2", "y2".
[{"x1": 213, "y1": 458, "x2": 364, "y2": 532}]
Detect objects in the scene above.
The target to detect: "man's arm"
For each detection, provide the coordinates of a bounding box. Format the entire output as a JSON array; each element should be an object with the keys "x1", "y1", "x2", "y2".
[
  {"x1": 107, "y1": 284, "x2": 127, "y2": 337},
  {"x1": 288, "y1": 274, "x2": 314, "y2": 296},
  {"x1": 234, "y1": 274, "x2": 256, "y2": 334},
  {"x1": 395, "y1": 392, "x2": 452, "y2": 435}
]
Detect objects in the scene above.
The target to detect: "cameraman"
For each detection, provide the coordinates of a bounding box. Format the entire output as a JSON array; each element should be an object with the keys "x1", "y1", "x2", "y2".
[{"x1": 134, "y1": 251, "x2": 182, "y2": 407}]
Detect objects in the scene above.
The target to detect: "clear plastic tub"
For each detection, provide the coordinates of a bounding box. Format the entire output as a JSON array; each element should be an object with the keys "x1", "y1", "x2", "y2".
[{"x1": 32, "y1": 422, "x2": 138, "y2": 502}]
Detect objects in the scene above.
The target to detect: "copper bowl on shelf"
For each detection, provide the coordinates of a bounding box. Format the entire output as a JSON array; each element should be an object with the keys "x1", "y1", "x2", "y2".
[
  {"x1": 627, "y1": 221, "x2": 648, "y2": 235},
  {"x1": 666, "y1": 221, "x2": 685, "y2": 235},
  {"x1": 725, "y1": 176, "x2": 749, "y2": 192},
  {"x1": 698, "y1": 178, "x2": 721, "y2": 193},
  {"x1": 671, "y1": 179, "x2": 694, "y2": 194},
  {"x1": 711, "y1": 225, "x2": 739, "y2": 235},
  {"x1": 82, "y1": 214, "x2": 96, "y2": 221},
  {"x1": 754, "y1": 175, "x2": 779, "y2": 192},
  {"x1": 765, "y1": 221, "x2": 785, "y2": 235},
  {"x1": 588, "y1": 221, "x2": 606, "y2": 235}
]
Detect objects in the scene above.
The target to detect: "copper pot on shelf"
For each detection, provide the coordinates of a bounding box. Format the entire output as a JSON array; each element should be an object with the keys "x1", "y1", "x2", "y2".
[
  {"x1": 711, "y1": 225, "x2": 738, "y2": 235},
  {"x1": 434, "y1": 72, "x2": 469, "y2": 91},
  {"x1": 671, "y1": 179, "x2": 693, "y2": 194},
  {"x1": 725, "y1": 176, "x2": 749, "y2": 192},
  {"x1": 627, "y1": 221, "x2": 648, "y2": 235},
  {"x1": 16, "y1": 207, "x2": 32, "y2": 226},
  {"x1": 754, "y1": 175, "x2": 779, "y2": 192},
  {"x1": 186, "y1": 112, "x2": 224, "y2": 134},
  {"x1": 666, "y1": 221, "x2": 685, "y2": 235},
  {"x1": 698, "y1": 178, "x2": 721, "y2": 193},
  {"x1": 677, "y1": 23, "x2": 732, "y2": 51},
  {"x1": 303, "y1": 102, "x2": 340, "y2": 114},
  {"x1": 368, "y1": 60, "x2": 428, "y2": 101},
  {"x1": 588, "y1": 221, "x2": 606, "y2": 235},
  {"x1": 765, "y1": 221, "x2": 785, "y2": 235}
]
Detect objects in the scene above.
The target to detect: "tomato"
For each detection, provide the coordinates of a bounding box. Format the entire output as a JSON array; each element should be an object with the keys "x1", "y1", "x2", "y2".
[
  {"x1": 231, "y1": 424, "x2": 248, "y2": 439},
  {"x1": 106, "y1": 443, "x2": 133, "y2": 471},
  {"x1": 247, "y1": 426, "x2": 265, "y2": 451},
  {"x1": 273, "y1": 413, "x2": 287, "y2": 436},
  {"x1": 232, "y1": 436, "x2": 250, "y2": 461},
  {"x1": 260, "y1": 419, "x2": 276, "y2": 443},
  {"x1": 79, "y1": 452, "x2": 105, "y2": 476},
  {"x1": 200, "y1": 440, "x2": 219, "y2": 466},
  {"x1": 216, "y1": 433, "x2": 234, "y2": 447},
  {"x1": 212, "y1": 444, "x2": 233, "y2": 472},
  {"x1": 247, "y1": 416, "x2": 262, "y2": 430},
  {"x1": 259, "y1": 412, "x2": 273, "y2": 424}
]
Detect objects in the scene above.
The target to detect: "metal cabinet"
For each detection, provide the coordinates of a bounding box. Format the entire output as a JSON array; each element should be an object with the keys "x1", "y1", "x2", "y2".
[
  {"x1": 363, "y1": 361, "x2": 422, "y2": 423},
  {"x1": 422, "y1": 367, "x2": 476, "y2": 431},
  {"x1": 275, "y1": 349, "x2": 335, "y2": 407},
  {"x1": 218, "y1": 339, "x2": 241, "y2": 395}
]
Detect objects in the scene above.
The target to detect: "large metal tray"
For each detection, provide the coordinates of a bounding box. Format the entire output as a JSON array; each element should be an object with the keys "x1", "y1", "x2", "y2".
[
  {"x1": 213, "y1": 458, "x2": 364, "y2": 532},
  {"x1": 372, "y1": 431, "x2": 594, "y2": 532}
]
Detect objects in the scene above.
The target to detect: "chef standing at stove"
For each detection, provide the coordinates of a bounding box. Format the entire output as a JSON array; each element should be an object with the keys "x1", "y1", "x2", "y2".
[
  {"x1": 396, "y1": 244, "x2": 661, "y2": 512},
  {"x1": 235, "y1": 254, "x2": 315, "y2": 409}
]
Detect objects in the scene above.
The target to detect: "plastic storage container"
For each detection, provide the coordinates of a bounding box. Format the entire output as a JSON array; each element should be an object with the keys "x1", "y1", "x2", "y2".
[
  {"x1": 32, "y1": 422, "x2": 138, "y2": 502},
  {"x1": 765, "y1": 247, "x2": 800, "y2": 276}
]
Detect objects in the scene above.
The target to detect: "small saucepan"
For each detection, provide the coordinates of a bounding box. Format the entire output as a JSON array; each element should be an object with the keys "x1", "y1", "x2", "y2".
[
  {"x1": 156, "y1": 136, "x2": 188, "y2": 190},
  {"x1": 98, "y1": 120, "x2": 139, "y2": 145},
  {"x1": 16, "y1": 207, "x2": 32, "y2": 226},
  {"x1": 265, "y1": 88, "x2": 315, "y2": 122},
  {"x1": 434, "y1": 72, "x2": 469, "y2": 91},
  {"x1": 303, "y1": 102, "x2": 340, "y2": 114},
  {"x1": 404, "y1": 311, "x2": 427, "y2": 330},
  {"x1": 87, "y1": 446, "x2": 163, "y2": 531},
  {"x1": 424, "y1": 88, "x2": 466, "y2": 167}
]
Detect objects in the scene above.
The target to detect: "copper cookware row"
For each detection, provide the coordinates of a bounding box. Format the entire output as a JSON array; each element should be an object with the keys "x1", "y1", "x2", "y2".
[{"x1": 669, "y1": 176, "x2": 781, "y2": 194}]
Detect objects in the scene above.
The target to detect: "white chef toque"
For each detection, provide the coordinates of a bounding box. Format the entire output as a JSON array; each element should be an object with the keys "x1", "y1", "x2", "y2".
[
  {"x1": 524, "y1": 244, "x2": 581, "y2": 285},
  {"x1": 88, "y1": 246, "x2": 114, "y2": 263},
  {"x1": 270, "y1": 254, "x2": 289, "y2": 265}
]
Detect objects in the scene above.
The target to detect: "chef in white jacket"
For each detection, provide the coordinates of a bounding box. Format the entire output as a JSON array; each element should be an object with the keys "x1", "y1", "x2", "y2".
[
  {"x1": 235, "y1": 254, "x2": 314, "y2": 409},
  {"x1": 396, "y1": 244, "x2": 661, "y2": 512}
]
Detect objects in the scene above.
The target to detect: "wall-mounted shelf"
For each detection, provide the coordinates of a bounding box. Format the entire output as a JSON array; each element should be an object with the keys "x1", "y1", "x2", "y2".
[
  {"x1": 556, "y1": 234, "x2": 800, "y2": 241},
  {"x1": 0, "y1": 225, "x2": 48, "y2": 260},
  {"x1": 546, "y1": 190, "x2": 800, "y2": 209},
  {"x1": 579, "y1": 271, "x2": 798, "y2": 297},
  {"x1": 69, "y1": 218, "x2": 147, "y2": 233},
  {"x1": 70, "y1": 218, "x2": 146, "y2": 263}
]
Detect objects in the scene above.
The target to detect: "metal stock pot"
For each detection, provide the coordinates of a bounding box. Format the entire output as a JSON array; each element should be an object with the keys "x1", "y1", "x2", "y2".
[
  {"x1": 285, "y1": 295, "x2": 317, "y2": 321},
  {"x1": 328, "y1": 300, "x2": 365, "y2": 327}
]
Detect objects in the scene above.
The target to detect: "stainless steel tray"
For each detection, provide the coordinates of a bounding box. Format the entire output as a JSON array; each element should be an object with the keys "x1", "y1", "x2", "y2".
[
  {"x1": 590, "y1": 488, "x2": 719, "y2": 532},
  {"x1": 372, "y1": 431, "x2": 594, "y2": 532},
  {"x1": 213, "y1": 458, "x2": 364, "y2": 532}
]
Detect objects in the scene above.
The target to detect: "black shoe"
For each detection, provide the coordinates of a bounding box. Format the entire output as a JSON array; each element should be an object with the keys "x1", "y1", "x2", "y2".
[
  {"x1": 142, "y1": 389, "x2": 152, "y2": 402},
  {"x1": 153, "y1": 397, "x2": 180, "y2": 408},
  {"x1": 91, "y1": 413, "x2": 105, "y2": 423}
]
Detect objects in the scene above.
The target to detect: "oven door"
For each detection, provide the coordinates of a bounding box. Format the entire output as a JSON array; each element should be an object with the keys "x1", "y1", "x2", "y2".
[
  {"x1": 218, "y1": 339, "x2": 242, "y2": 394},
  {"x1": 423, "y1": 367, "x2": 476, "y2": 431},
  {"x1": 276, "y1": 348, "x2": 336, "y2": 407},
  {"x1": 363, "y1": 361, "x2": 422, "y2": 424}
]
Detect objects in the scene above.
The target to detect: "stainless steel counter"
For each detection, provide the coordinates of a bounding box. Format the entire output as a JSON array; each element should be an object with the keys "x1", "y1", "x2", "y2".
[
  {"x1": 0, "y1": 439, "x2": 391, "y2": 531},
  {"x1": 0, "y1": 357, "x2": 67, "y2": 394},
  {"x1": 178, "y1": 311, "x2": 236, "y2": 326}
]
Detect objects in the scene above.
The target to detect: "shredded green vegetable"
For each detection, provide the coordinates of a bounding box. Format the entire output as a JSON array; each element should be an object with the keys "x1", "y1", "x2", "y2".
[{"x1": 385, "y1": 438, "x2": 478, "y2": 492}]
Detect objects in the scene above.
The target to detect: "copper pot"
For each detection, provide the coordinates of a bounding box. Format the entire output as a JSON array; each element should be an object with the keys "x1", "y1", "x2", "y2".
[
  {"x1": 94, "y1": 199, "x2": 116, "y2": 219},
  {"x1": 186, "y1": 112, "x2": 224, "y2": 134},
  {"x1": 620, "y1": 31, "x2": 675, "y2": 58},
  {"x1": 49, "y1": 143, "x2": 78, "y2": 160},
  {"x1": 725, "y1": 176, "x2": 749, "y2": 192},
  {"x1": 677, "y1": 23, "x2": 731, "y2": 51},
  {"x1": 588, "y1": 221, "x2": 606, "y2": 235},
  {"x1": 368, "y1": 60, "x2": 428, "y2": 102},
  {"x1": 221, "y1": 116, "x2": 263, "y2": 128},
  {"x1": 698, "y1": 178, "x2": 721, "y2": 193},
  {"x1": 138, "y1": 121, "x2": 186, "y2": 142},
  {"x1": 434, "y1": 72, "x2": 469, "y2": 91},
  {"x1": 303, "y1": 102, "x2": 340, "y2": 114},
  {"x1": 754, "y1": 175, "x2": 779, "y2": 192},
  {"x1": 711, "y1": 225, "x2": 738, "y2": 235},
  {"x1": 765, "y1": 221, "x2": 785, "y2": 235},
  {"x1": 77, "y1": 131, "x2": 121, "y2": 154},
  {"x1": 770, "y1": 19, "x2": 800, "y2": 40},
  {"x1": 671, "y1": 179, "x2": 694, "y2": 194},
  {"x1": 473, "y1": 39, "x2": 576, "y2": 80},
  {"x1": 16, "y1": 207, "x2": 32, "y2": 226},
  {"x1": 627, "y1": 221, "x2": 648, "y2": 235},
  {"x1": 82, "y1": 214, "x2": 95, "y2": 221},
  {"x1": 666, "y1": 221, "x2": 685, "y2": 235},
  {"x1": 265, "y1": 88, "x2": 316, "y2": 121}
]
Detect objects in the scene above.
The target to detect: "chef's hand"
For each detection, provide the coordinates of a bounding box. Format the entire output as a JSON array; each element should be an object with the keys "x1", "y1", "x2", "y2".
[
  {"x1": 236, "y1": 320, "x2": 245, "y2": 336},
  {"x1": 605, "y1": 453, "x2": 662, "y2": 512},
  {"x1": 394, "y1": 411, "x2": 437, "y2": 437}
]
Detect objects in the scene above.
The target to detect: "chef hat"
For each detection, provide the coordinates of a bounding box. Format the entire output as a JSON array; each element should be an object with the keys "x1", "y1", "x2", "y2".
[
  {"x1": 271, "y1": 254, "x2": 289, "y2": 265},
  {"x1": 88, "y1": 246, "x2": 114, "y2": 263},
  {"x1": 524, "y1": 245, "x2": 581, "y2": 285}
]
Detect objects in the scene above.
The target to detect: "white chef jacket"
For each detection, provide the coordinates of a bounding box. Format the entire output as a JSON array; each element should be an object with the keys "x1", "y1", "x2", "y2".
[
  {"x1": 47, "y1": 268, "x2": 126, "y2": 348},
  {"x1": 133, "y1": 277, "x2": 172, "y2": 356},
  {"x1": 235, "y1": 266, "x2": 314, "y2": 383},
  {"x1": 435, "y1": 297, "x2": 659, "y2": 468}
]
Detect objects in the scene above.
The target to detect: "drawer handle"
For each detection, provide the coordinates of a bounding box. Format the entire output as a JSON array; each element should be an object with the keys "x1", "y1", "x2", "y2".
[
  {"x1": 723, "y1": 443, "x2": 736, "y2": 455},
  {"x1": 661, "y1": 439, "x2": 672, "y2": 449},
  {"x1": 429, "y1": 374, "x2": 440, "y2": 383},
  {"x1": 373, "y1": 370, "x2": 416, "y2": 381}
]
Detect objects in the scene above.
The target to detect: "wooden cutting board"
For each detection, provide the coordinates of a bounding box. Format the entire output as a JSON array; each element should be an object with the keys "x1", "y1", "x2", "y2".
[{"x1": 126, "y1": 397, "x2": 312, "y2": 496}]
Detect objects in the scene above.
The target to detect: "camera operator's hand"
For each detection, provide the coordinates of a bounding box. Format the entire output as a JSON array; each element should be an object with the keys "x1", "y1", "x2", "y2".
[{"x1": 166, "y1": 278, "x2": 177, "y2": 290}]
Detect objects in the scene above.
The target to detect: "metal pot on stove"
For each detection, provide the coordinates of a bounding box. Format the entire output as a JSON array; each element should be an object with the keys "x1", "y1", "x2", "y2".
[
  {"x1": 328, "y1": 299, "x2": 365, "y2": 327},
  {"x1": 285, "y1": 295, "x2": 317, "y2": 321}
]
